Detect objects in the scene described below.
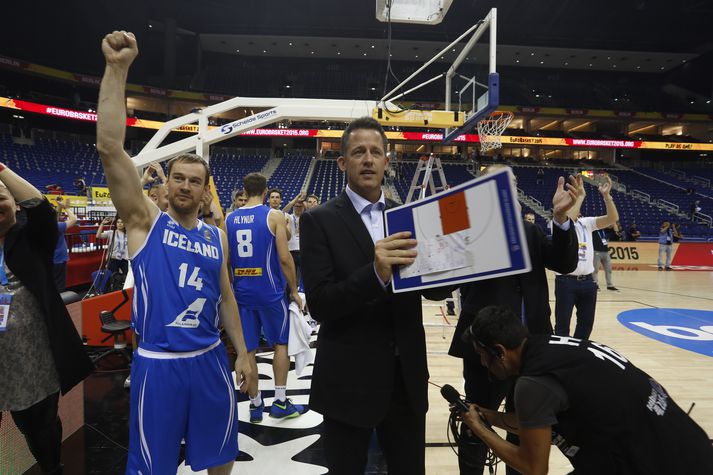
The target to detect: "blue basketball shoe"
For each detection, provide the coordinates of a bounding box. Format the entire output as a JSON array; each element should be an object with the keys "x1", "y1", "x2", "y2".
[
  {"x1": 249, "y1": 400, "x2": 265, "y2": 423},
  {"x1": 269, "y1": 399, "x2": 307, "y2": 419}
]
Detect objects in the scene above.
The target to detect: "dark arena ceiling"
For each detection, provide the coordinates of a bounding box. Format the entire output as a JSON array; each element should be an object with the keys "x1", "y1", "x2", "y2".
[{"x1": 1, "y1": 0, "x2": 712, "y2": 110}]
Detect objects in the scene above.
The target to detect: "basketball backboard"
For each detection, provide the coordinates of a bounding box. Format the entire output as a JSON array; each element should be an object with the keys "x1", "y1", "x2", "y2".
[
  {"x1": 374, "y1": 8, "x2": 500, "y2": 144},
  {"x1": 376, "y1": 0, "x2": 453, "y2": 25}
]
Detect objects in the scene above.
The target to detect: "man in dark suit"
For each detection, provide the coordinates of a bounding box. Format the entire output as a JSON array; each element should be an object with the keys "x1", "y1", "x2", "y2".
[
  {"x1": 300, "y1": 117, "x2": 451, "y2": 474},
  {"x1": 448, "y1": 165, "x2": 581, "y2": 474}
]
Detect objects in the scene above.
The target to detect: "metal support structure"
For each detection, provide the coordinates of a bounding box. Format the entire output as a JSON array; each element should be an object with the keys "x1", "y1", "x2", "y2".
[
  {"x1": 405, "y1": 154, "x2": 449, "y2": 203},
  {"x1": 132, "y1": 9, "x2": 498, "y2": 169},
  {"x1": 133, "y1": 97, "x2": 387, "y2": 170}
]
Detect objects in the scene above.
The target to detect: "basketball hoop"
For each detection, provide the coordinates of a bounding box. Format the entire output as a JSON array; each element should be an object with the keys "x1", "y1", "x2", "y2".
[{"x1": 476, "y1": 111, "x2": 513, "y2": 153}]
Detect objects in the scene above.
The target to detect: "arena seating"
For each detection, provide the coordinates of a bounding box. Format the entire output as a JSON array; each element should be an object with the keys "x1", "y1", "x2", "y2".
[
  {"x1": 612, "y1": 169, "x2": 713, "y2": 220},
  {"x1": 1, "y1": 134, "x2": 103, "y2": 194},
  {"x1": 210, "y1": 151, "x2": 270, "y2": 207},
  {"x1": 267, "y1": 153, "x2": 314, "y2": 203},
  {"x1": 307, "y1": 159, "x2": 346, "y2": 202},
  {"x1": 513, "y1": 166, "x2": 713, "y2": 238},
  {"x1": 2, "y1": 133, "x2": 712, "y2": 238}
]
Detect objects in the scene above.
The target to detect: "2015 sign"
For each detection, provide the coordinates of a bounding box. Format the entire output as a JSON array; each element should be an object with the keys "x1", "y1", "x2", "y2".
[
  {"x1": 609, "y1": 246, "x2": 639, "y2": 260},
  {"x1": 606, "y1": 243, "x2": 669, "y2": 266}
]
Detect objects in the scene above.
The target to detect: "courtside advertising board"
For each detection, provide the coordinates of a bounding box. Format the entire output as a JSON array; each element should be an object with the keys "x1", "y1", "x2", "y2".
[{"x1": 385, "y1": 167, "x2": 531, "y2": 293}]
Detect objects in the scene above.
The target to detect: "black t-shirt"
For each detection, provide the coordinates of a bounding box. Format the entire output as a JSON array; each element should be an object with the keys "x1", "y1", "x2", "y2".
[
  {"x1": 519, "y1": 336, "x2": 713, "y2": 474},
  {"x1": 515, "y1": 375, "x2": 569, "y2": 428}
]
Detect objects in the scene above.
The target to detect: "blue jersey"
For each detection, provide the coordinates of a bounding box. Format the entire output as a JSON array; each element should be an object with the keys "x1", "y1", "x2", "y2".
[
  {"x1": 131, "y1": 212, "x2": 224, "y2": 352},
  {"x1": 226, "y1": 205, "x2": 285, "y2": 307}
]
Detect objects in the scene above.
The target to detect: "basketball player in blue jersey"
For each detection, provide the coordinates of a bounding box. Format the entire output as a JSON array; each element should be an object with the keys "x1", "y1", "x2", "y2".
[
  {"x1": 226, "y1": 173, "x2": 306, "y2": 422},
  {"x1": 97, "y1": 31, "x2": 255, "y2": 475}
]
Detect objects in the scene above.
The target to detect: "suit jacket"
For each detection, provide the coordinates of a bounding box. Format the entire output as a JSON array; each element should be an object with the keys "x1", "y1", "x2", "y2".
[
  {"x1": 300, "y1": 191, "x2": 450, "y2": 427},
  {"x1": 5, "y1": 199, "x2": 93, "y2": 394},
  {"x1": 449, "y1": 220, "x2": 578, "y2": 362}
]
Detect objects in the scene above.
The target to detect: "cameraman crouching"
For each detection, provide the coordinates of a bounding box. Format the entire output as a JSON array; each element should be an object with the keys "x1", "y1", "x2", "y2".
[{"x1": 459, "y1": 305, "x2": 713, "y2": 475}]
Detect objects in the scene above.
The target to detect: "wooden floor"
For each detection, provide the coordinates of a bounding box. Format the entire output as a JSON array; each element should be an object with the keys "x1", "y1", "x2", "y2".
[{"x1": 423, "y1": 270, "x2": 713, "y2": 474}]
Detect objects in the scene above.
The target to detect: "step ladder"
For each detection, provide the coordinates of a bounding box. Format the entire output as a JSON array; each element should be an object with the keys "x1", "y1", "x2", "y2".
[
  {"x1": 405, "y1": 154, "x2": 449, "y2": 203},
  {"x1": 404, "y1": 154, "x2": 459, "y2": 313}
]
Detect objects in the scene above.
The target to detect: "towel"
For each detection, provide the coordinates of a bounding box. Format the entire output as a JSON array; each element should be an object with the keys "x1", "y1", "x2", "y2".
[{"x1": 288, "y1": 299, "x2": 314, "y2": 376}]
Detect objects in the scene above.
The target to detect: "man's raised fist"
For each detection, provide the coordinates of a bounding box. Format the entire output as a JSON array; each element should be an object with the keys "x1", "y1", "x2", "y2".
[{"x1": 101, "y1": 30, "x2": 138, "y2": 69}]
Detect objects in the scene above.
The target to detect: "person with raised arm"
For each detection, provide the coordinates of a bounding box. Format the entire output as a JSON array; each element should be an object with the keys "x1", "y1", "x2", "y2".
[{"x1": 96, "y1": 30, "x2": 254, "y2": 475}]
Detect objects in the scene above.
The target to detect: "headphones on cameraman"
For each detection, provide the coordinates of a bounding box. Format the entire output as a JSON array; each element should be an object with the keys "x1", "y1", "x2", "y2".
[{"x1": 463, "y1": 324, "x2": 504, "y2": 360}]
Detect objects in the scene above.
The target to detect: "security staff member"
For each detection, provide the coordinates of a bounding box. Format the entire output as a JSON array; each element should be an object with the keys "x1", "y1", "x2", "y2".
[{"x1": 460, "y1": 305, "x2": 713, "y2": 475}]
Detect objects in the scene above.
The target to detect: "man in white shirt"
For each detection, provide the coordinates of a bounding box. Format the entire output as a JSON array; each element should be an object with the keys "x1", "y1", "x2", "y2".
[
  {"x1": 554, "y1": 174, "x2": 619, "y2": 339},
  {"x1": 284, "y1": 198, "x2": 305, "y2": 288}
]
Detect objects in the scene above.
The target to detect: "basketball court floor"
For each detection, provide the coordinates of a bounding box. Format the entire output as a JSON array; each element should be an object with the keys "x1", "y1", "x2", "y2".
[
  {"x1": 20, "y1": 269, "x2": 713, "y2": 474},
  {"x1": 178, "y1": 268, "x2": 713, "y2": 474}
]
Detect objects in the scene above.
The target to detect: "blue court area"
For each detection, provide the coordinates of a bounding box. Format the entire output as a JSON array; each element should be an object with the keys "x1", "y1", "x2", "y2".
[{"x1": 618, "y1": 308, "x2": 713, "y2": 357}]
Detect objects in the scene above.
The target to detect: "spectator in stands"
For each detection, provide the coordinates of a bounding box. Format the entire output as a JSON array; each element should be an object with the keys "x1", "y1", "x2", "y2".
[
  {"x1": 536, "y1": 167, "x2": 545, "y2": 185},
  {"x1": 96, "y1": 216, "x2": 128, "y2": 275},
  {"x1": 73, "y1": 176, "x2": 87, "y2": 196},
  {"x1": 304, "y1": 194, "x2": 320, "y2": 209},
  {"x1": 0, "y1": 163, "x2": 93, "y2": 475},
  {"x1": 608, "y1": 221, "x2": 624, "y2": 241},
  {"x1": 672, "y1": 222, "x2": 683, "y2": 242},
  {"x1": 592, "y1": 226, "x2": 618, "y2": 291},
  {"x1": 524, "y1": 212, "x2": 536, "y2": 224},
  {"x1": 690, "y1": 200, "x2": 701, "y2": 220},
  {"x1": 53, "y1": 199, "x2": 78, "y2": 292},
  {"x1": 626, "y1": 223, "x2": 641, "y2": 241},
  {"x1": 554, "y1": 174, "x2": 619, "y2": 340},
  {"x1": 658, "y1": 221, "x2": 674, "y2": 271}
]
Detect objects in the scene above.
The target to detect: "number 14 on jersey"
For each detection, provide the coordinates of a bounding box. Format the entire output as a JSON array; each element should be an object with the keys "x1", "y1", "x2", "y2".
[{"x1": 178, "y1": 263, "x2": 203, "y2": 291}]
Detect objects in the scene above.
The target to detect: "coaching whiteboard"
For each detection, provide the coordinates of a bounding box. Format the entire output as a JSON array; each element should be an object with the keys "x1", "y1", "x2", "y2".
[{"x1": 385, "y1": 167, "x2": 531, "y2": 293}]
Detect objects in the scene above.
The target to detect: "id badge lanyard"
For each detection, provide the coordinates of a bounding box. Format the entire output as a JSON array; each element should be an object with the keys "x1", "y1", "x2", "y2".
[{"x1": 0, "y1": 246, "x2": 12, "y2": 332}]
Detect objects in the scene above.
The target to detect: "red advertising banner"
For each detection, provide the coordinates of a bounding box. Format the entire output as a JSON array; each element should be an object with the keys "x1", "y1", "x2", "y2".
[
  {"x1": 671, "y1": 243, "x2": 713, "y2": 267},
  {"x1": 564, "y1": 138, "x2": 642, "y2": 149},
  {"x1": 241, "y1": 128, "x2": 318, "y2": 137},
  {"x1": 401, "y1": 131, "x2": 480, "y2": 142},
  {"x1": 3, "y1": 96, "x2": 713, "y2": 152},
  {"x1": 12, "y1": 99, "x2": 99, "y2": 122}
]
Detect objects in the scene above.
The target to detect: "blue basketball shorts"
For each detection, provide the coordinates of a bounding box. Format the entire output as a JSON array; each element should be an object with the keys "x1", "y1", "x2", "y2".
[
  {"x1": 126, "y1": 340, "x2": 238, "y2": 474},
  {"x1": 239, "y1": 298, "x2": 290, "y2": 352}
]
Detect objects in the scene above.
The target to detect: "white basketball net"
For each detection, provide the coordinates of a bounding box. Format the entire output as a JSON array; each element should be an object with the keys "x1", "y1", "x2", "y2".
[{"x1": 476, "y1": 111, "x2": 513, "y2": 153}]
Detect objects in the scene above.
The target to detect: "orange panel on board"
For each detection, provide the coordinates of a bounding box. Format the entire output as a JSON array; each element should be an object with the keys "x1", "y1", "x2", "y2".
[{"x1": 438, "y1": 191, "x2": 470, "y2": 235}]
